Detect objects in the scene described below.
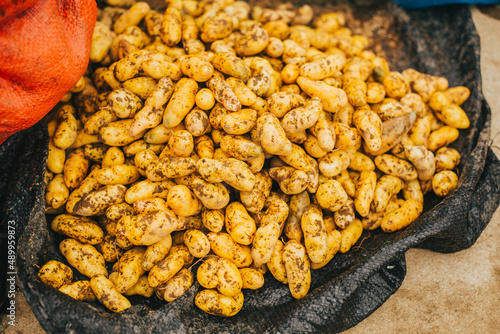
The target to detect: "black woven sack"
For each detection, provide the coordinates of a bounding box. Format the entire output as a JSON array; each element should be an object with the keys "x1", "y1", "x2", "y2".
[{"x1": 1, "y1": 1, "x2": 500, "y2": 333}]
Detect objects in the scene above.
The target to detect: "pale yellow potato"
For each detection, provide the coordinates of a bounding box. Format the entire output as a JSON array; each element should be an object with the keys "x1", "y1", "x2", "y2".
[
  {"x1": 235, "y1": 23, "x2": 269, "y2": 56},
  {"x1": 339, "y1": 219, "x2": 363, "y2": 253},
  {"x1": 90, "y1": 22, "x2": 115, "y2": 63},
  {"x1": 116, "y1": 209, "x2": 179, "y2": 246},
  {"x1": 216, "y1": 258, "x2": 243, "y2": 297},
  {"x1": 141, "y1": 52, "x2": 183, "y2": 80},
  {"x1": 197, "y1": 257, "x2": 220, "y2": 289},
  {"x1": 269, "y1": 167, "x2": 309, "y2": 195},
  {"x1": 348, "y1": 152, "x2": 375, "y2": 171},
  {"x1": 200, "y1": 12, "x2": 234, "y2": 42},
  {"x1": 134, "y1": 149, "x2": 158, "y2": 177},
  {"x1": 201, "y1": 208, "x2": 225, "y2": 232},
  {"x1": 129, "y1": 77, "x2": 174, "y2": 136},
  {"x1": 181, "y1": 56, "x2": 214, "y2": 82},
  {"x1": 211, "y1": 52, "x2": 249, "y2": 81},
  {"x1": 72, "y1": 184, "x2": 127, "y2": 216},
  {"x1": 374, "y1": 154, "x2": 418, "y2": 181},
  {"x1": 400, "y1": 93, "x2": 426, "y2": 118},
  {"x1": 266, "y1": 239, "x2": 288, "y2": 284},
  {"x1": 207, "y1": 75, "x2": 242, "y2": 112},
  {"x1": 282, "y1": 39, "x2": 306, "y2": 65},
  {"x1": 90, "y1": 275, "x2": 131, "y2": 312},
  {"x1": 122, "y1": 76, "x2": 158, "y2": 99},
  {"x1": 100, "y1": 119, "x2": 147, "y2": 147},
  {"x1": 207, "y1": 232, "x2": 252, "y2": 268},
  {"x1": 160, "y1": 6, "x2": 182, "y2": 46},
  {"x1": 95, "y1": 164, "x2": 140, "y2": 186},
  {"x1": 334, "y1": 170, "x2": 356, "y2": 198},
  {"x1": 309, "y1": 117, "x2": 335, "y2": 152},
  {"x1": 53, "y1": 106, "x2": 78, "y2": 150},
  {"x1": 146, "y1": 156, "x2": 196, "y2": 180},
  {"x1": 83, "y1": 143, "x2": 107, "y2": 163},
  {"x1": 51, "y1": 214, "x2": 104, "y2": 245},
  {"x1": 224, "y1": 202, "x2": 256, "y2": 245},
  {"x1": 334, "y1": 198, "x2": 355, "y2": 229},
  {"x1": 125, "y1": 179, "x2": 174, "y2": 204},
  {"x1": 251, "y1": 199, "x2": 289, "y2": 266},
  {"x1": 283, "y1": 240, "x2": 310, "y2": 299},
  {"x1": 46, "y1": 174, "x2": 69, "y2": 210},
  {"x1": 299, "y1": 54, "x2": 346, "y2": 80},
  {"x1": 195, "y1": 88, "x2": 216, "y2": 110},
  {"x1": 405, "y1": 145, "x2": 436, "y2": 181},
  {"x1": 444, "y1": 86, "x2": 470, "y2": 105},
  {"x1": 310, "y1": 222, "x2": 342, "y2": 269},
  {"x1": 247, "y1": 151, "x2": 266, "y2": 173},
  {"x1": 332, "y1": 122, "x2": 357, "y2": 150},
  {"x1": 297, "y1": 76, "x2": 347, "y2": 113},
  {"x1": 332, "y1": 104, "x2": 354, "y2": 125},
  {"x1": 366, "y1": 82, "x2": 386, "y2": 104},
  {"x1": 381, "y1": 199, "x2": 423, "y2": 233},
  {"x1": 427, "y1": 126, "x2": 459, "y2": 152},
  {"x1": 372, "y1": 175, "x2": 404, "y2": 213},
  {"x1": 245, "y1": 57, "x2": 280, "y2": 98},
  {"x1": 353, "y1": 107, "x2": 382, "y2": 152},
  {"x1": 167, "y1": 130, "x2": 194, "y2": 158},
  {"x1": 163, "y1": 78, "x2": 199, "y2": 128},
  {"x1": 47, "y1": 140, "x2": 66, "y2": 174},
  {"x1": 435, "y1": 104, "x2": 470, "y2": 129},
  {"x1": 240, "y1": 171, "x2": 273, "y2": 213},
  {"x1": 362, "y1": 197, "x2": 404, "y2": 230},
  {"x1": 166, "y1": 185, "x2": 201, "y2": 217},
  {"x1": 184, "y1": 108, "x2": 211, "y2": 137},
  {"x1": 281, "y1": 63, "x2": 300, "y2": 84},
  {"x1": 432, "y1": 170, "x2": 459, "y2": 197},
  {"x1": 315, "y1": 179, "x2": 348, "y2": 212},
  {"x1": 182, "y1": 229, "x2": 210, "y2": 258},
  {"x1": 354, "y1": 170, "x2": 377, "y2": 217},
  {"x1": 66, "y1": 168, "x2": 102, "y2": 214},
  {"x1": 38, "y1": 260, "x2": 73, "y2": 289},
  {"x1": 220, "y1": 135, "x2": 263, "y2": 161},
  {"x1": 84, "y1": 108, "x2": 118, "y2": 136},
  {"x1": 59, "y1": 281, "x2": 96, "y2": 301},
  {"x1": 403, "y1": 180, "x2": 424, "y2": 203},
  {"x1": 124, "y1": 275, "x2": 154, "y2": 297},
  {"x1": 319, "y1": 150, "x2": 350, "y2": 177},
  {"x1": 113, "y1": 2, "x2": 150, "y2": 34},
  {"x1": 407, "y1": 116, "x2": 431, "y2": 147},
  {"x1": 60, "y1": 239, "x2": 108, "y2": 278},
  {"x1": 177, "y1": 174, "x2": 230, "y2": 210},
  {"x1": 281, "y1": 97, "x2": 322, "y2": 134},
  {"x1": 372, "y1": 98, "x2": 413, "y2": 122},
  {"x1": 62, "y1": 149, "x2": 89, "y2": 190},
  {"x1": 382, "y1": 71, "x2": 408, "y2": 99},
  {"x1": 157, "y1": 268, "x2": 194, "y2": 302},
  {"x1": 239, "y1": 268, "x2": 264, "y2": 290},
  {"x1": 435, "y1": 147, "x2": 461, "y2": 172},
  {"x1": 194, "y1": 135, "x2": 215, "y2": 159},
  {"x1": 142, "y1": 235, "x2": 172, "y2": 271},
  {"x1": 195, "y1": 289, "x2": 244, "y2": 317},
  {"x1": 108, "y1": 89, "x2": 142, "y2": 119},
  {"x1": 114, "y1": 247, "x2": 146, "y2": 293},
  {"x1": 102, "y1": 147, "x2": 125, "y2": 167},
  {"x1": 254, "y1": 113, "x2": 292, "y2": 155},
  {"x1": 284, "y1": 191, "x2": 310, "y2": 242},
  {"x1": 300, "y1": 204, "x2": 327, "y2": 263},
  {"x1": 267, "y1": 92, "x2": 305, "y2": 118},
  {"x1": 96, "y1": 235, "x2": 124, "y2": 262},
  {"x1": 148, "y1": 245, "x2": 193, "y2": 288},
  {"x1": 197, "y1": 158, "x2": 255, "y2": 191}
]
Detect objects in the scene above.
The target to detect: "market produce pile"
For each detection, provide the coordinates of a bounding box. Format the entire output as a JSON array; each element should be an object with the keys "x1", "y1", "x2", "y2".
[{"x1": 39, "y1": 0, "x2": 470, "y2": 317}]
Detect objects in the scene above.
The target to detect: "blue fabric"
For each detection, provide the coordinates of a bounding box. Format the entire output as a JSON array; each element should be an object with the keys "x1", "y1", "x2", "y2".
[{"x1": 394, "y1": 0, "x2": 500, "y2": 8}]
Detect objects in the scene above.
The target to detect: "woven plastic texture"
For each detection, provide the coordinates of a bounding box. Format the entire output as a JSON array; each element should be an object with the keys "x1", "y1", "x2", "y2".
[{"x1": 1, "y1": 1, "x2": 499, "y2": 333}]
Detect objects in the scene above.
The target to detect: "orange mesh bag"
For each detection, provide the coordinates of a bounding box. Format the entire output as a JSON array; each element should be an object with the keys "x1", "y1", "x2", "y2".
[{"x1": 0, "y1": 0, "x2": 97, "y2": 145}]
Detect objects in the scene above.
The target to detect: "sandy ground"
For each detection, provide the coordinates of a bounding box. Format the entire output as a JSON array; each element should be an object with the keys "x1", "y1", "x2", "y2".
[{"x1": 1, "y1": 5, "x2": 499, "y2": 334}]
